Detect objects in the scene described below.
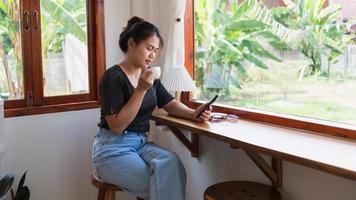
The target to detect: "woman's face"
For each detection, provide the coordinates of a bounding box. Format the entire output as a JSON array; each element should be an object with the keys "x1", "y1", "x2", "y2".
[{"x1": 128, "y1": 35, "x2": 160, "y2": 69}]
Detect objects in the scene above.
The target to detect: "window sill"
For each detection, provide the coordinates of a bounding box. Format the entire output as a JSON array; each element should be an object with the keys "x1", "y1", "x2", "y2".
[
  {"x1": 5, "y1": 101, "x2": 100, "y2": 118},
  {"x1": 181, "y1": 93, "x2": 356, "y2": 141},
  {"x1": 152, "y1": 109, "x2": 356, "y2": 181}
]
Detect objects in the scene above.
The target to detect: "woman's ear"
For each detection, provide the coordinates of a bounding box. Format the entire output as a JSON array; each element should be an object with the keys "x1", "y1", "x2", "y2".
[{"x1": 127, "y1": 38, "x2": 136, "y2": 50}]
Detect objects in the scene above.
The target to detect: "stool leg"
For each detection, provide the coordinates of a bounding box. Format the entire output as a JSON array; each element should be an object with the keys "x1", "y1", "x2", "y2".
[
  {"x1": 105, "y1": 191, "x2": 115, "y2": 200},
  {"x1": 97, "y1": 188, "x2": 106, "y2": 200}
]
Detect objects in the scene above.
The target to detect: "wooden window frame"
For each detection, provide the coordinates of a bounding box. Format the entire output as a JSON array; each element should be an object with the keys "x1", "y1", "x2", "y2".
[
  {"x1": 4, "y1": 0, "x2": 105, "y2": 118},
  {"x1": 182, "y1": 0, "x2": 356, "y2": 140}
]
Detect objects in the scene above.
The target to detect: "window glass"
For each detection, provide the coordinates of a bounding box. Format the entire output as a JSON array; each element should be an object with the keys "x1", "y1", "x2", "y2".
[
  {"x1": 41, "y1": 0, "x2": 88, "y2": 96},
  {"x1": 195, "y1": 0, "x2": 356, "y2": 125},
  {"x1": 0, "y1": 0, "x2": 24, "y2": 100}
]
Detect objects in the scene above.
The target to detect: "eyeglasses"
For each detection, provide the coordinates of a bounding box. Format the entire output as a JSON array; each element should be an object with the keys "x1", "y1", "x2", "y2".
[{"x1": 209, "y1": 114, "x2": 239, "y2": 123}]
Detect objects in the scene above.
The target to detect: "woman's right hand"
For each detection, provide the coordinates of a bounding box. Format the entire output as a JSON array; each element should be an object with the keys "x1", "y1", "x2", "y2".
[{"x1": 136, "y1": 68, "x2": 154, "y2": 92}]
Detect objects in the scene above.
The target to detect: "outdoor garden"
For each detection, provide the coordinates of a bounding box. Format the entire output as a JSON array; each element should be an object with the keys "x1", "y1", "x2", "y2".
[
  {"x1": 0, "y1": 0, "x2": 88, "y2": 99},
  {"x1": 195, "y1": 0, "x2": 356, "y2": 125},
  {"x1": 1, "y1": 0, "x2": 356, "y2": 125}
]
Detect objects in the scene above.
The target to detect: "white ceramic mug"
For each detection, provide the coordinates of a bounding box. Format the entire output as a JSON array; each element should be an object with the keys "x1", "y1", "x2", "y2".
[{"x1": 150, "y1": 66, "x2": 161, "y2": 79}]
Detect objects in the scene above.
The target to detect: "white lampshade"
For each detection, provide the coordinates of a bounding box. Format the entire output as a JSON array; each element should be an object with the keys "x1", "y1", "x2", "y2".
[{"x1": 161, "y1": 66, "x2": 197, "y2": 92}]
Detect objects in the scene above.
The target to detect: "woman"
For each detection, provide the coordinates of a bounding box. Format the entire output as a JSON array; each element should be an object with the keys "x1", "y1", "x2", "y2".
[{"x1": 92, "y1": 16, "x2": 212, "y2": 200}]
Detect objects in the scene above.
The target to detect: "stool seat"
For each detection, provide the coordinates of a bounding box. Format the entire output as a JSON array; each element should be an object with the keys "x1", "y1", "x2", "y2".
[
  {"x1": 204, "y1": 181, "x2": 283, "y2": 200},
  {"x1": 91, "y1": 171, "x2": 144, "y2": 200}
]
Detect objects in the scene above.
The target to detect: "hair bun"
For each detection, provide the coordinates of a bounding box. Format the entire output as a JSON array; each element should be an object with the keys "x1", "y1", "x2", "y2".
[
  {"x1": 126, "y1": 16, "x2": 144, "y2": 30},
  {"x1": 119, "y1": 16, "x2": 163, "y2": 53}
]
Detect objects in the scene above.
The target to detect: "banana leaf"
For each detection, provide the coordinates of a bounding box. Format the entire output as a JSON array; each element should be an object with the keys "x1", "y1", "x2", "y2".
[
  {"x1": 254, "y1": 31, "x2": 290, "y2": 50},
  {"x1": 41, "y1": 0, "x2": 86, "y2": 42},
  {"x1": 317, "y1": 4, "x2": 341, "y2": 24},
  {"x1": 225, "y1": 20, "x2": 267, "y2": 32},
  {"x1": 232, "y1": 61, "x2": 246, "y2": 75},
  {"x1": 232, "y1": 0, "x2": 256, "y2": 19},
  {"x1": 323, "y1": 36, "x2": 343, "y2": 54},
  {"x1": 241, "y1": 39, "x2": 282, "y2": 61},
  {"x1": 244, "y1": 54, "x2": 268, "y2": 69},
  {"x1": 283, "y1": 0, "x2": 298, "y2": 13},
  {"x1": 216, "y1": 37, "x2": 243, "y2": 57}
]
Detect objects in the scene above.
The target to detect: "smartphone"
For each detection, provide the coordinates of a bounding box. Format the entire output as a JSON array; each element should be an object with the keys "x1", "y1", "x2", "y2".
[{"x1": 195, "y1": 95, "x2": 219, "y2": 119}]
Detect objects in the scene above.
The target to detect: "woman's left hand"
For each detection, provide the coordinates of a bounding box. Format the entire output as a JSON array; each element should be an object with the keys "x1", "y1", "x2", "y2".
[{"x1": 193, "y1": 103, "x2": 212, "y2": 122}]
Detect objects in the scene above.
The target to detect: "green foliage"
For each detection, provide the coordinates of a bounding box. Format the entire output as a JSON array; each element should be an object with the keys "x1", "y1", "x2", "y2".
[
  {"x1": 225, "y1": 19, "x2": 267, "y2": 32},
  {"x1": 271, "y1": 7, "x2": 297, "y2": 28},
  {"x1": 0, "y1": 0, "x2": 23, "y2": 97},
  {"x1": 0, "y1": 174, "x2": 14, "y2": 198},
  {"x1": 40, "y1": 0, "x2": 86, "y2": 56},
  {"x1": 195, "y1": 0, "x2": 356, "y2": 124},
  {"x1": 272, "y1": 0, "x2": 350, "y2": 76},
  {"x1": 0, "y1": 0, "x2": 86, "y2": 97},
  {"x1": 195, "y1": 0, "x2": 283, "y2": 99}
]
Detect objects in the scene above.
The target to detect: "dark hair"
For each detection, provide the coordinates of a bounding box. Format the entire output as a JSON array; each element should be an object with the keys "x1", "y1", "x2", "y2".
[{"x1": 119, "y1": 16, "x2": 164, "y2": 53}]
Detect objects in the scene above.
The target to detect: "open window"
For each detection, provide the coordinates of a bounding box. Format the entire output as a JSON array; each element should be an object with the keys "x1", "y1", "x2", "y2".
[
  {"x1": 183, "y1": 0, "x2": 356, "y2": 140},
  {"x1": 0, "y1": 0, "x2": 105, "y2": 117}
]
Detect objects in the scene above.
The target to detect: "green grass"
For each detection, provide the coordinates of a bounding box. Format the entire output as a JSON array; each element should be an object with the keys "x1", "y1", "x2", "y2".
[{"x1": 201, "y1": 72, "x2": 356, "y2": 125}]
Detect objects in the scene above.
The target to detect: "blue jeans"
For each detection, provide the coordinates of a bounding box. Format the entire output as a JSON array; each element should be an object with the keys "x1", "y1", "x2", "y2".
[{"x1": 92, "y1": 128, "x2": 186, "y2": 200}]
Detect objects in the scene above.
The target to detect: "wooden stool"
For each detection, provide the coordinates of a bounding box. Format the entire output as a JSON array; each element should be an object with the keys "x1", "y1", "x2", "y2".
[
  {"x1": 91, "y1": 171, "x2": 144, "y2": 200},
  {"x1": 204, "y1": 181, "x2": 283, "y2": 200}
]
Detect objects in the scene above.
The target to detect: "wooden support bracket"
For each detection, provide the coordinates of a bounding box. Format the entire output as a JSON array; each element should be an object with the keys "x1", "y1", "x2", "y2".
[
  {"x1": 243, "y1": 149, "x2": 283, "y2": 188},
  {"x1": 167, "y1": 125, "x2": 199, "y2": 157},
  {"x1": 154, "y1": 121, "x2": 199, "y2": 157}
]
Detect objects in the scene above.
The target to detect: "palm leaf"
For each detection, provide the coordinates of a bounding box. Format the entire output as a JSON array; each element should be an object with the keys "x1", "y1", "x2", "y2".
[
  {"x1": 232, "y1": 0, "x2": 256, "y2": 19},
  {"x1": 317, "y1": 4, "x2": 341, "y2": 24},
  {"x1": 241, "y1": 39, "x2": 282, "y2": 61},
  {"x1": 216, "y1": 37, "x2": 243, "y2": 57},
  {"x1": 283, "y1": 0, "x2": 298, "y2": 13},
  {"x1": 225, "y1": 20, "x2": 267, "y2": 32},
  {"x1": 232, "y1": 61, "x2": 246, "y2": 75},
  {"x1": 314, "y1": 0, "x2": 325, "y2": 18},
  {"x1": 322, "y1": 36, "x2": 343, "y2": 54},
  {"x1": 41, "y1": 0, "x2": 86, "y2": 42},
  {"x1": 253, "y1": 31, "x2": 290, "y2": 49},
  {"x1": 244, "y1": 54, "x2": 268, "y2": 69}
]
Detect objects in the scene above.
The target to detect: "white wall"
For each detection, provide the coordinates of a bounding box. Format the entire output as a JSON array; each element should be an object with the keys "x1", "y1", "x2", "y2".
[
  {"x1": 104, "y1": 0, "x2": 129, "y2": 67},
  {"x1": 2, "y1": 1, "x2": 356, "y2": 200},
  {"x1": 104, "y1": 0, "x2": 163, "y2": 68},
  {"x1": 3, "y1": 109, "x2": 99, "y2": 200}
]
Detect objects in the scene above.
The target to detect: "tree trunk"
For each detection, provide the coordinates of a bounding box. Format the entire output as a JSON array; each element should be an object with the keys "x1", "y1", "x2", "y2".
[
  {"x1": 11, "y1": 1, "x2": 23, "y2": 98},
  {"x1": 0, "y1": 42, "x2": 15, "y2": 98},
  {"x1": 13, "y1": 29, "x2": 23, "y2": 98}
]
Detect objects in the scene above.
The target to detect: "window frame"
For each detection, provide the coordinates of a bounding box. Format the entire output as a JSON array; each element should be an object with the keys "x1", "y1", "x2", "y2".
[
  {"x1": 4, "y1": 0, "x2": 105, "y2": 117},
  {"x1": 182, "y1": 0, "x2": 356, "y2": 140}
]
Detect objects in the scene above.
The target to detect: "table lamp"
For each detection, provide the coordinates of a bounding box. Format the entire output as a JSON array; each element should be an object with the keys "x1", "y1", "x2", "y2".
[{"x1": 161, "y1": 66, "x2": 196, "y2": 101}]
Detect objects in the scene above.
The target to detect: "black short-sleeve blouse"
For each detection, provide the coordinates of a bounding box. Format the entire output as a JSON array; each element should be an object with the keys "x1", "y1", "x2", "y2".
[{"x1": 98, "y1": 65, "x2": 174, "y2": 132}]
